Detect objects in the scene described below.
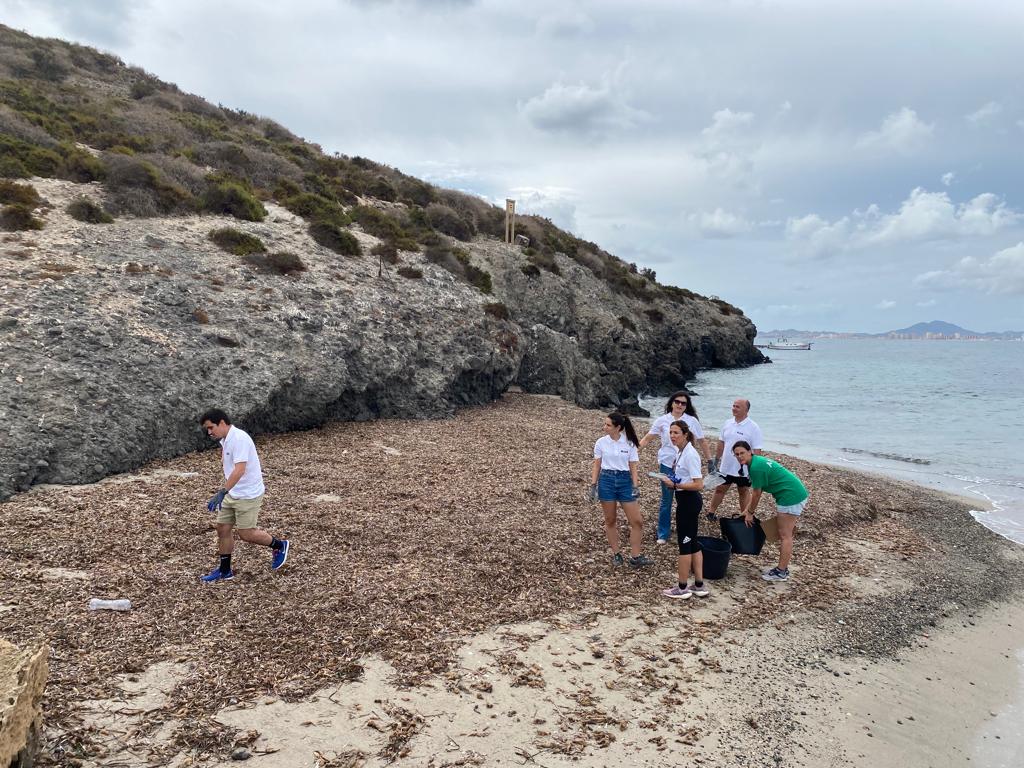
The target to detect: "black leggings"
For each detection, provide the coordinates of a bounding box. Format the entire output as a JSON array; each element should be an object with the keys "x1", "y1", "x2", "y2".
[{"x1": 675, "y1": 490, "x2": 703, "y2": 555}]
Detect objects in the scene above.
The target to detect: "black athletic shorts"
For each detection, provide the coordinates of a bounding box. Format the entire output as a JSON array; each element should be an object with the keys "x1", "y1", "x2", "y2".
[
  {"x1": 722, "y1": 473, "x2": 751, "y2": 488},
  {"x1": 675, "y1": 490, "x2": 703, "y2": 555}
]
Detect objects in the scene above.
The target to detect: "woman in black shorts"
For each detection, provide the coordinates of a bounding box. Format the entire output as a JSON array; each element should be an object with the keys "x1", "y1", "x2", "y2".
[{"x1": 660, "y1": 421, "x2": 709, "y2": 599}]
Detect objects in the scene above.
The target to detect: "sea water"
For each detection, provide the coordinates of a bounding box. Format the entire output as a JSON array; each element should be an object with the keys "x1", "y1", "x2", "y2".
[{"x1": 640, "y1": 338, "x2": 1024, "y2": 545}]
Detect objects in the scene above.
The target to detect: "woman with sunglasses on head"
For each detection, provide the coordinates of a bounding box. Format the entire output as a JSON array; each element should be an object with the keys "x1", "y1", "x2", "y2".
[
  {"x1": 590, "y1": 412, "x2": 654, "y2": 568},
  {"x1": 731, "y1": 441, "x2": 808, "y2": 582},
  {"x1": 639, "y1": 391, "x2": 711, "y2": 544},
  {"x1": 660, "y1": 420, "x2": 709, "y2": 599}
]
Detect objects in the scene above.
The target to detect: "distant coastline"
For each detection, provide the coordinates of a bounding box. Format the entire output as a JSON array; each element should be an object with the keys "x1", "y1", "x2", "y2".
[{"x1": 759, "y1": 320, "x2": 1024, "y2": 341}]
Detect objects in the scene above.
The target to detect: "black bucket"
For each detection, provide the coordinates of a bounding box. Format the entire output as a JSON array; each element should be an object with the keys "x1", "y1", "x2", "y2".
[
  {"x1": 719, "y1": 516, "x2": 766, "y2": 555},
  {"x1": 698, "y1": 536, "x2": 731, "y2": 580}
]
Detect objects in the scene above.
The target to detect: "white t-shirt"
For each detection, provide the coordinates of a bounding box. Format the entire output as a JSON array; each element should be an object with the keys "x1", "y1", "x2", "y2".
[
  {"x1": 593, "y1": 434, "x2": 639, "y2": 471},
  {"x1": 220, "y1": 425, "x2": 265, "y2": 499},
  {"x1": 718, "y1": 416, "x2": 763, "y2": 477},
  {"x1": 647, "y1": 413, "x2": 705, "y2": 466},
  {"x1": 672, "y1": 442, "x2": 703, "y2": 482}
]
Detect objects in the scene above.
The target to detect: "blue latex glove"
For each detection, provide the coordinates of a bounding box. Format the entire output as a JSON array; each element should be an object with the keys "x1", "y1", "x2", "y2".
[
  {"x1": 207, "y1": 489, "x2": 227, "y2": 512},
  {"x1": 707, "y1": 458, "x2": 719, "y2": 475},
  {"x1": 587, "y1": 483, "x2": 599, "y2": 503}
]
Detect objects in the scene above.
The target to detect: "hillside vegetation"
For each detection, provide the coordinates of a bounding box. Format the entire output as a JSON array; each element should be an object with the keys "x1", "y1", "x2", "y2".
[{"x1": 0, "y1": 24, "x2": 762, "y2": 501}]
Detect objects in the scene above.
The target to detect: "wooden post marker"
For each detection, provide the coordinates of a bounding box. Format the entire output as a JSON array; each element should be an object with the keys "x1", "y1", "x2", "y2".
[{"x1": 505, "y1": 199, "x2": 516, "y2": 244}]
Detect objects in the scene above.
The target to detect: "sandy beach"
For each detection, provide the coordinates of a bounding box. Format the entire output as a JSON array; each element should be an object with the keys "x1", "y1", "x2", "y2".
[{"x1": 3, "y1": 393, "x2": 1023, "y2": 767}]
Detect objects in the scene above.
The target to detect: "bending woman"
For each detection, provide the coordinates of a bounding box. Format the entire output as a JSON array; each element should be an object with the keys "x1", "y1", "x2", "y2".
[
  {"x1": 731, "y1": 441, "x2": 808, "y2": 582},
  {"x1": 639, "y1": 391, "x2": 711, "y2": 544},
  {"x1": 591, "y1": 412, "x2": 653, "y2": 568},
  {"x1": 660, "y1": 420, "x2": 709, "y2": 599}
]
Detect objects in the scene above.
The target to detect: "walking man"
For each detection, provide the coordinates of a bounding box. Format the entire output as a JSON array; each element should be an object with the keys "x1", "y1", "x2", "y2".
[
  {"x1": 706, "y1": 399, "x2": 764, "y2": 520},
  {"x1": 198, "y1": 408, "x2": 289, "y2": 582}
]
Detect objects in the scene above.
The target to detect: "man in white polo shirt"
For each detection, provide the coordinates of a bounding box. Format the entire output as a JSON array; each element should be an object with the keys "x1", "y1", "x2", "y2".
[
  {"x1": 707, "y1": 398, "x2": 764, "y2": 520},
  {"x1": 198, "y1": 408, "x2": 290, "y2": 582}
]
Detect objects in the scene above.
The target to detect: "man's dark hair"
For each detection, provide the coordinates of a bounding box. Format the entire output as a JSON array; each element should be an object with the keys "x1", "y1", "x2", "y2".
[{"x1": 199, "y1": 408, "x2": 231, "y2": 426}]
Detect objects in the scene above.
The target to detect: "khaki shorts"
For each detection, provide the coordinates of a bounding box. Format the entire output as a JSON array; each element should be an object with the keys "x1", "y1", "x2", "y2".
[{"x1": 216, "y1": 494, "x2": 263, "y2": 529}]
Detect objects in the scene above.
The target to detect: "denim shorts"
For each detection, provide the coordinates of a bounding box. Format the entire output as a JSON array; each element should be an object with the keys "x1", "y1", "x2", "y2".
[
  {"x1": 776, "y1": 499, "x2": 807, "y2": 517},
  {"x1": 599, "y1": 469, "x2": 637, "y2": 503}
]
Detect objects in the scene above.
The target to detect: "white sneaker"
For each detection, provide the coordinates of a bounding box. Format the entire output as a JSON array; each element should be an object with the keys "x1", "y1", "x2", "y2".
[{"x1": 656, "y1": 538, "x2": 667, "y2": 545}]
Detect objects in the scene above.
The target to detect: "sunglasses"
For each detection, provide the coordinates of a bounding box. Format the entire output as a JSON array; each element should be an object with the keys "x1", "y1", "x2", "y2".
[{"x1": 672, "y1": 399, "x2": 688, "y2": 406}]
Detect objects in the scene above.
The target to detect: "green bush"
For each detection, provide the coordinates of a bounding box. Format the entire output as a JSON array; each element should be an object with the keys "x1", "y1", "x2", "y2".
[
  {"x1": 426, "y1": 203, "x2": 473, "y2": 241},
  {"x1": 397, "y1": 178, "x2": 435, "y2": 207},
  {"x1": 281, "y1": 192, "x2": 348, "y2": 226},
  {"x1": 59, "y1": 146, "x2": 106, "y2": 182},
  {"x1": 1, "y1": 204, "x2": 43, "y2": 231},
  {"x1": 67, "y1": 197, "x2": 113, "y2": 223},
  {"x1": 203, "y1": 179, "x2": 266, "y2": 221},
  {"x1": 0, "y1": 180, "x2": 41, "y2": 206},
  {"x1": 424, "y1": 244, "x2": 492, "y2": 294},
  {"x1": 619, "y1": 315, "x2": 637, "y2": 332},
  {"x1": 644, "y1": 308, "x2": 665, "y2": 324},
  {"x1": 208, "y1": 227, "x2": 266, "y2": 256},
  {"x1": 104, "y1": 155, "x2": 196, "y2": 216},
  {"x1": 366, "y1": 175, "x2": 397, "y2": 202},
  {"x1": 0, "y1": 156, "x2": 29, "y2": 178},
  {"x1": 130, "y1": 80, "x2": 158, "y2": 100},
  {"x1": 309, "y1": 221, "x2": 361, "y2": 256},
  {"x1": 397, "y1": 266, "x2": 423, "y2": 279},
  {"x1": 351, "y1": 205, "x2": 409, "y2": 242},
  {"x1": 483, "y1": 302, "x2": 510, "y2": 320}
]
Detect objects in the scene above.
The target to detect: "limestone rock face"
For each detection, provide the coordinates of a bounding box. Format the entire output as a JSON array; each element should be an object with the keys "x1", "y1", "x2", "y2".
[
  {"x1": 0, "y1": 180, "x2": 762, "y2": 500},
  {"x1": 0, "y1": 639, "x2": 48, "y2": 768}
]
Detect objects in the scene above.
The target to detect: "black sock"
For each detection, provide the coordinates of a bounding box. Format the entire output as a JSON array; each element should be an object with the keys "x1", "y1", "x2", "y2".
[
  {"x1": 694, "y1": 580, "x2": 704, "y2": 588},
  {"x1": 219, "y1": 553, "x2": 232, "y2": 574},
  {"x1": 679, "y1": 581, "x2": 687, "y2": 590},
  {"x1": 270, "y1": 536, "x2": 284, "y2": 551}
]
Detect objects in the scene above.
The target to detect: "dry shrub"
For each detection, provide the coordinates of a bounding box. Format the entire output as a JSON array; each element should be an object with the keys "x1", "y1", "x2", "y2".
[
  {"x1": 397, "y1": 266, "x2": 423, "y2": 279},
  {"x1": 0, "y1": 180, "x2": 41, "y2": 206},
  {"x1": 426, "y1": 203, "x2": 473, "y2": 241},
  {"x1": 371, "y1": 242, "x2": 399, "y2": 264},
  {"x1": 245, "y1": 251, "x2": 307, "y2": 276},
  {"x1": 67, "y1": 197, "x2": 114, "y2": 224},
  {"x1": 103, "y1": 154, "x2": 196, "y2": 216},
  {"x1": 193, "y1": 308, "x2": 210, "y2": 324},
  {"x1": 0, "y1": 204, "x2": 43, "y2": 231},
  {"x1": 483, "y1": 302, "x2": 511, "y2": 320},
  {"x1": 619, "y1": 315, "x2": 636, "y2": 332},
  {"x1": 520, "y1": 263, "x2": 541, "y2": 278}
]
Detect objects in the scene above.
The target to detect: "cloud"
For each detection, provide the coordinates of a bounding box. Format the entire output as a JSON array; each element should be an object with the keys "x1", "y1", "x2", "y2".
[
  {"x1": 535, "y1": 9, "x2": 594, "y2": 37},
  {"x1": 702, "y1": 108, "x2": 755, "y2": 143},
  {"x1": 875, "y1": 299, "x2": 897, "y2": 310},
  {"x1": 915, "y1": 242, "x2": 1024, "y2": 296},
  {"x1": 941, "y1": 171, "x2": 955, "y2": 187},
  {"x1": 856, "y1": 107, "x2": 933, "y2": 153},
  {"x1": 508, "y1": 186, "x2": 578, "y2": 232},
  {"x1": 916, "y1": 299, "x2": 937, "y2": 307},
  {"x1": 688, "y1": 208, "x2": 752, "y2": 238},
  {"x1": 519, "y1": 76, "x2": 648, "y2": 137},
  {"x1": 965, "y1": 101, "x2": 1002, "y2": 126},
  {"x1": 786, "y1": 188, "x2": 1022, "y2": 258}
]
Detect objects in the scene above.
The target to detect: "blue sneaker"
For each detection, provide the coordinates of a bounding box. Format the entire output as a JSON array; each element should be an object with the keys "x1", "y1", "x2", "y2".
[
  {"x1": 271, "y1": 540, "x2": 290, "y2": 571},
  {"x1": 200, "y1": 567, "x2": 234, "y2": 583}
]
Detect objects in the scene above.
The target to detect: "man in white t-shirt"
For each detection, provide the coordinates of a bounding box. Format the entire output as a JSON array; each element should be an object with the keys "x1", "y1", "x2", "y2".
[
  {"x1": 707, "y1": 398, "x2": 763, "y2": 520},
  {"x1": 198, "y1": 409, "x2": 290, "y2": 582}
]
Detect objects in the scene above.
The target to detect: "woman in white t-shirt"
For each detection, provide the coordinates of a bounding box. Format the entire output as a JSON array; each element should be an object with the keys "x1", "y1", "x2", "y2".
[
  {"x1": 590, "y1": 412, "x2": 653, "y2": 568},
  {"x1": 660, "y1": 421, "x2": 709, "y2": 599},
  {"x1": 639, "y1": 391, "x2": 711, "y2": 545}
]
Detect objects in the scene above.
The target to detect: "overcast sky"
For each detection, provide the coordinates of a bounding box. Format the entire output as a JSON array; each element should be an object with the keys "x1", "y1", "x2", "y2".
[{"x1": 4, "y1": 0, "x2": 1024, "y2": 332}]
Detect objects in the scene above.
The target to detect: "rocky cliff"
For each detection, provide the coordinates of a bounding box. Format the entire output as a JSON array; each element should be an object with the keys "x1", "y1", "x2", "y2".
[{"x1": 0, "y1": 25, "x2": 762, "y2": 500}]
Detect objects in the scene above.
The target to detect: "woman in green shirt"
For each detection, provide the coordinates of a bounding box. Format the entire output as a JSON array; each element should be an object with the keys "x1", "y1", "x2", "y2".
[{"x1": 732, "y1": 441, "x2": 809, "y2": 582}]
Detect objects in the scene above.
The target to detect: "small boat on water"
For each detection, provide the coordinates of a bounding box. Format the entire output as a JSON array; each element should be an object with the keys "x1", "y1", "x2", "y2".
[{"x1": 767, "y1": 338, "x2": 812, "y2": 350}]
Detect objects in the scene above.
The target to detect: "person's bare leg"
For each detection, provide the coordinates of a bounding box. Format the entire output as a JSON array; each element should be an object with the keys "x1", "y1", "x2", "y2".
[
  {"x1": 621, "y1": 501, "x2": 644, "y2": 556},
  {"x1": 602, "y1": 502, "x2": 620, "y2": 553},
  {"x1": 708, "y1": 485, "x2": 728, "y2": 517},
  {"x1": 693, "y1": 550, "x2": 704, "y2": 582},
  {"x1": 677, "y1": 554, "x2": 692, "y2": 585},
  {"x1": 237, "y1": 528, "x2": 272, "y2": 546},
  {"x1": 216, "y1": 523, "x2": 234, "y2": 555},
  {"x1": 777, "y1": 513, "x2": 797, "y2": 570}
]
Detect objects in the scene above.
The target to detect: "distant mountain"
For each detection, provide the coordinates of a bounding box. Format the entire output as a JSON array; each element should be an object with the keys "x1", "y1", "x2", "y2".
[{"x1": 758, "y1": 321, "x2": 1024, "y2": 341}]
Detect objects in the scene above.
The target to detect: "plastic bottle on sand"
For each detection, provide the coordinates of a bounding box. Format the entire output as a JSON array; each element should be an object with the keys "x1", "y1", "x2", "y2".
[{"x1": 88, "y1": 598, "x2": 132, "y2": 611}]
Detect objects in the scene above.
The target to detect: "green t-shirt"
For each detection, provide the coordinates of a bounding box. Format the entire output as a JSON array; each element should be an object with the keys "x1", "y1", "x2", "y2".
[{"x1": 747, "y1": 455, "x2": 808, "y2": 507}]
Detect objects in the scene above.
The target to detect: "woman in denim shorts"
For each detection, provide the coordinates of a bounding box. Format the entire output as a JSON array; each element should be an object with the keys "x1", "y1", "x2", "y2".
[{"x1": 590, "y1": 412, "x2": 653, "y2": 568}]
